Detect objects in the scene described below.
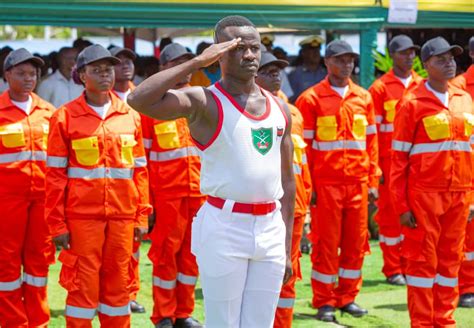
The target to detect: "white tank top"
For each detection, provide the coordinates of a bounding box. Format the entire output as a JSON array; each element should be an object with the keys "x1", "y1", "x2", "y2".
[{"x1": 198, "y1": 83, "x2": 287, "y2": 203}]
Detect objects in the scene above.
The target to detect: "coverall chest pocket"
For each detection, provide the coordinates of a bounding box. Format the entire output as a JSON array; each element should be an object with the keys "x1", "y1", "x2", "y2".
[
  {"x1": 383, "y1": 100, "x2": 398, "y2": 122},
  {"x1": 316, "y1": 116, "x2": 337, "y2": 141},
  {"x1": 42, "y1": 124, "x2": 49, "y2": 149},
  {"x1": 422, "y1": 113, "x2": 450, "y2": 140},
  {"x1": 352, "y1": 114, "x2": 368, "y2": 140},
  {"x1": 72, "y1": 136, "x2": 99, "y2": 166},
  {"x1": 291, "y1": 134, "x2": 307, "y2": 164},
  {"x1": 0, "y1": 123, "x2": 26, "y2": 148},
  {"x1": 463, "y1": 113, "x2": 474, "y2": 137},
  {"x1": 120, "y1": 134, "x2": 137, "y2": 165},
  {"x1": 154, "y1": 121, "x2": 180, "y2": 149}
]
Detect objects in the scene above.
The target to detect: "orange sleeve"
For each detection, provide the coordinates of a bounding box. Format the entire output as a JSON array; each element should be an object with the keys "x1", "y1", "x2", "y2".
[
  {"x1": 368, "y1": 80, "x2": 385, "y2": 129},
  {"x1": 295, "y1": 90, "x2": 317, "y2": 168},
  {"x1": 390, "y1": 97, "x2": 416, "y2": 215},
  {"x1": 133, "y1": 113, "x2": 153, "y2": 228},
  {"x1": 45, "y1": 108, "x2": 70, "y2": 237},
  {"x1": 366, "y1": 93, "x2": 381, "y2": 188}
]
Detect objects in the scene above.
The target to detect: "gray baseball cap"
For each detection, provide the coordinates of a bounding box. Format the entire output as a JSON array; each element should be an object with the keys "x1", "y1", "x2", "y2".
[
  {"x1": 421, "y1": 37, "x2": 463, "y2": 62},
  {"x1": 3, "y1": 48, "x2": 44, "y2": 71},
  {"x1": 325, "y1": 40, "x2": 358, "y2": 58},
  {"x1": 160, "y1": 43, "x2": 194, "y2": 65},
  {"x1": 76, "y1": 44, "x2": 121, "y2": 70},
  {"x1": 259, "y1": 52, "x2": 288, "y2": 71},
  {"x1": 389, "y1": 35, "x2": 420, "y2": 53},
  {"x1": 109, "y1": 46, "x2": 137, "y2": 60}
]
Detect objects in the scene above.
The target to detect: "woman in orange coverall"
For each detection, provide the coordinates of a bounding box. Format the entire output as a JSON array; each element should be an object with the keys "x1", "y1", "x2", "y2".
[
  {"x1": 45, "y1": 45, "x2": 151, "y2": 328},
  {"x1": 0, "y1": 48, "x2": 56, "y2": 328}
]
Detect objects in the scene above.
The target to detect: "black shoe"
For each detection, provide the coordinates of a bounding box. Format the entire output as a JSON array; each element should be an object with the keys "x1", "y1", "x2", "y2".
[
  {"x1": 156, "y1": 318, "x2": 173, "y2": 328},
  {"x1": 315, "y1": 305, "x2": 336, "y2": 322},
  {"x1": 459, "y1": 293, "x2": 474, "y2": 308},
  {"x1": 130, "y1": 300, "x2": 146, "y2": 313},
  {"x1": 174, "y1": 317, "x2": 203, "y2": 328},
  {"x1": 340, "y1": 302, "x2": 368, "y2": 317},
  {"x1": 387, "y1": 273, "x2": 407, "y2": 286}
]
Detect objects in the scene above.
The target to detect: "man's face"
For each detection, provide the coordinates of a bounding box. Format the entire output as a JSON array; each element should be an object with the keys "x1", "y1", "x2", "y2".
[
  {"x1": 256, "y1": 64, "x2": 282, "y2": 93},
  {"x1": 161, "y1": 55, "x2": 193, "y2": 89},
  {"x1": 217, "y1": 26, "x2": 261, "y2": 81},
  {"x1": 5, "y1": 62, "x2": 38, "y2": 96},
  {"x1": 325, "y1": 54, "x2": 355, "y2": 80},
  {"x1": 59, "y1": 49, "x2": 78, "y2": 77},
  {"x1": 301, "y1": 46, "x2": 321, "y2": 66},
  {"x1": 392, "y1": 48, "x2": 416, "y2": 73},
  {"x1": 80, "y1": 60, "x2": 115, "y2": 93},
  {"x1": 114, "y1": 54, "x2": 135, "y2": 83},
  {"x1": 424, "y1": 51, "x2": 456, "y2": 81}
]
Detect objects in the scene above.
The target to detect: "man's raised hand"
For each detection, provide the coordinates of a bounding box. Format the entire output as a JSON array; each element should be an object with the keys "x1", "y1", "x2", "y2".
[{"x1": 196, "y1": 38, "x2": 241, "y2": 68}]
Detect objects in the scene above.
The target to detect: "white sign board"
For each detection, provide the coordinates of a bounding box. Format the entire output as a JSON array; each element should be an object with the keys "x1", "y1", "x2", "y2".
[{"x1": 388, "y1": 0, "x2": 418, "y2": 24}]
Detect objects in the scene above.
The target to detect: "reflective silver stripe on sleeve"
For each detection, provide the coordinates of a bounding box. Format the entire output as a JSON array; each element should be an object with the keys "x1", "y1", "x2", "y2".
[
  {"x1": 149, "y1": 146, "x2": 199, "y2": 162},
  {"x1": 409, "y1": 141, "x2": 471, "y2": 155},
  {"x1": 143, "y1": 138, "x2": 152, "y2": 149},
  {"x1": 277, "y1": 297, "x2": 295, "y2": 309},
  {"x1": 65, "y1": 305, "x2": 97, "y2": 319},
  {"x1": 311, "y1": 270, "x2": 337, "y2": 284},
  {"x1": 470, "y1": 135, "x2": 474, "y2": 145},
  {"x1": 339, "y1": 268, "x2": 362, "y2": 279},
  {"x1": 406, "y1": 275, "x2": 434, "y2": 288},
  {"x1": 379, "y1": 234, "x2": 403, "y2": 246},
  {"x1": 67, "y1": 167, "x2": 133, "y2": 179},
  {"x1": 177, "y1": 273, "x2": 198, "y2": 286},
  {"x1": 313, "y1": 140, "x2": 366, "y2": 151},
  {"x1": 153, "y1": 276, "x2": 177, "y2": 290},
  {"x1": 98, "y1": 302, "x2": 131, "y2": 316},
  {"x1": 434, "y1": 274, "x2": 458, "y2": 288},
  {"x1": 303, "y1": 129, "x2": 315, "y2": 139},
  {"x1": 23, "y1": 273, "x2": 47, "y2": 287},
  {"x1": 392, "y1": 140, "x2": 412, "y2": 152},
  {"x1": 375, "y1": 115, "x2": 383, "y2": 124},
  {"x1": 0, "y1": 277, "x2": 22, "y2": 291},
  {"x1": 46, "y1": 156, "x2": 68, "y2": 168},
  {"x1": 134, "y1": 156, "x2": 147, "y2": 168},
  {"x1": 465, "y1": 251, "x2": 474, "y2": 261},
  {"x1": 301, "y1": 153, "x2": 307, "y2": 165},
  {"x1": 0, "y1": 151, "x2": 46, "y2": 164},
  {"x1": 379, "y1": 123, "x2": 394, "y2": 133},
  {"x1": 366, "y1": 124, "x2": 377, "y2": 135},
  {"x1": 293, "y1": 163, "x2": 302, "y2": 175}
]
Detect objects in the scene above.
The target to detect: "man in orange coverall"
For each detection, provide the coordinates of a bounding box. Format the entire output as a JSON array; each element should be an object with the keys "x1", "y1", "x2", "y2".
[
  {"x1": 141, "y1": 43, "x2": 205, "y2": 328},
  {"x1": 451, "y1": 35, "x2": 474, "y2": 309},
  {"x1": 390, "y1": 37, "x2": 473, "y2": 327},
  {"x1": 45, "y1": 45, "x2": 151, "y2": 327},
  {"x1": 296, "y1": 40, "x2": 380, "y2": 322},
  {"x1": 0, "y1": 48, "x2": 56, "y2": 328},
  {"x1": 110, "y1": 45, "x2": 146, "y2": 314},
  {"x1": 369, "y1": 35, "x2": 423, "y2": 286},
  {"x1": 255, "y1": 51, "x2": 312, "y2": 328}
]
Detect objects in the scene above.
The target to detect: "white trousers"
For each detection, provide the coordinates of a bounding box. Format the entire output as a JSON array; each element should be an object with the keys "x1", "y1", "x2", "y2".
[{"x1": 191, "y1": 200, "x2": 286, "y2": 328}]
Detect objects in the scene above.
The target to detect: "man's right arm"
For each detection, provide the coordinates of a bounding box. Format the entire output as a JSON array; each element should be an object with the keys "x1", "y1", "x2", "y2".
[{"x1": 127, "y1": 38, "x2": 240, "y2": 122}]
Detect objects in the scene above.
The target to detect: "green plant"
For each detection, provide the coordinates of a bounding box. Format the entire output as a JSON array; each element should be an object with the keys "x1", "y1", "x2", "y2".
[{"x1": 373, "y1": 47, "x2": 427, "y2": 78}]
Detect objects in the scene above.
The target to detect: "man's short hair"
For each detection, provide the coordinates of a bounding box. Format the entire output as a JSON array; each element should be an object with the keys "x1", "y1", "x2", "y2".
[
  {"x1": 214, "y1": 15, "x2": 255, "y2": 42},
  {"x1": 58, "y1": 47, "x2": 76, "y2": 58}
]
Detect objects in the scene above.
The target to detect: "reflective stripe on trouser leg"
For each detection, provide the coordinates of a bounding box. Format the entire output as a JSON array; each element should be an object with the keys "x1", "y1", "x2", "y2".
[{"x1": 65, "y1": 305, "x2": 97, "y2": 319}]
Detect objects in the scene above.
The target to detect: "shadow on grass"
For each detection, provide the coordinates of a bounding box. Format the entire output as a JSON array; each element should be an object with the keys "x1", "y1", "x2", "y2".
[
  {"x1": 50, "y1": 309, "x2": 64, "y2": 318},
  {"x1": 362, "y1": 279, "x2": 387, "y2": 287},
  {"x1": 374, "y1": 303, "x2": 407, "y2": 311}
]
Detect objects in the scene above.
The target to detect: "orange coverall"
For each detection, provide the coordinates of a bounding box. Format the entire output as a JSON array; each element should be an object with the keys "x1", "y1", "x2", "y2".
[
  {"x1": 0, "y1": 91, "x2": 55, "y2": 328},
  {"x1": 296, "y1": 78, "x2": 379, "y2": 309},
  {"x1": 390, "y1": 82, "x2": 473, "y2": 327},
  {"x1": 45, "y1": 92, "x2": 151, "y2": 327},
  {"x1": 451, "y1": 65, "x2": 474, "y2": 297},
  {"x1": 369, "y1": 69, "x2": 422, "y2": 278},
  {"x1": 273, "y1": 96, "x2": 312, "y2": 328},
  {"x1": 142, "y1": 95, "x2": 205, "y2": 324}
]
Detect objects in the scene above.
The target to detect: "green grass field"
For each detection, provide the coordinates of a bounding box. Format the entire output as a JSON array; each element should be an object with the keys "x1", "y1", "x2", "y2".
[{"x1": 47, "y1": 241, "x2": 474, "y2": 327}]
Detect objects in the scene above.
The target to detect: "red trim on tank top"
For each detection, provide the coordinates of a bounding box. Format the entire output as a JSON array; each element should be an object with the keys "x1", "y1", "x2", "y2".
[
  {"x1": 215, "y1": 82, "x2": 271, "y2": 121},
  {"x1": 265, "y1": 89, "x2": 289, "y2": 129},
  {"x1": 191, "y1": 90, "x2": 224, "y2": 151}
]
